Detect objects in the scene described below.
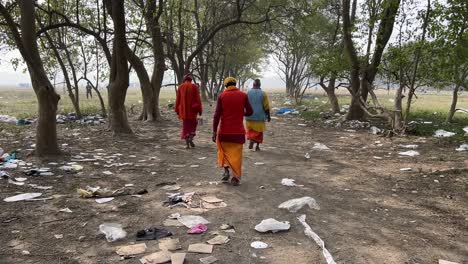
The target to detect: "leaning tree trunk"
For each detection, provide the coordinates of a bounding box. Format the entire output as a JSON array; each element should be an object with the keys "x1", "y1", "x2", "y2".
[
  {"x1": 446, "y1": 84, "x2": 460, "y2": 123},
  {"x1": 322, "y1": 76, "x2": 340, "y2": 113},
  {"x1": 15, "y1": 1, "x2": 61, "y2": 156},
  {"x1": 105, "y1": 0, "x2": 132, "y2": 133}
]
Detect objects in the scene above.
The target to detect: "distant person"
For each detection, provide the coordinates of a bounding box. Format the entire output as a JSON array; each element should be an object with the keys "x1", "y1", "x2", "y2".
[
  {"x1": 212, "y1": 77, "x2": 253, "y2": 186},
  {"x1": 175, "y1": 74, "x2": 202, "y2": 149},
  {"x1": 86, "y1": 83, "x2": 93, "y2": 99},
  {"x1": 246, "y1": 79, "x2": 270, "y2": 151}
]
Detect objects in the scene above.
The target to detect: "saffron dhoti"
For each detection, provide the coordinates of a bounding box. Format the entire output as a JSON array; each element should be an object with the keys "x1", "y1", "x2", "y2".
[
  {"x1": 181, "y1": 119, "x2": 198, "y2": 139},
  {"x1": 217, "y1": 140, "x2": 243, "y2": 178},
  {"x1": 246, "y1": 120, "x2": 266, "y2": 143}
]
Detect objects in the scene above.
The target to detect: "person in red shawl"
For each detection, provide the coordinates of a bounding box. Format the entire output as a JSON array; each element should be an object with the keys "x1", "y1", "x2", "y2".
[
  {"x1": 212, "y1": 77, "x2": 253, "y2": 186},
  {"x1": 175, "y1": 74, "x2": 202, "y2": 148}
]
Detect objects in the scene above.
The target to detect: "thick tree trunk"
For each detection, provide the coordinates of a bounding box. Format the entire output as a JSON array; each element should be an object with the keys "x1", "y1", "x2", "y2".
[
  {"x1": 105, "y1": 0, "x2": 132, "y2": 134},
  {"x1": 446, "y1": 84, "x2": 460, "y2": 123},
  {"x1": 14, "y1": 1, "x2": 61, "y2": 156}
]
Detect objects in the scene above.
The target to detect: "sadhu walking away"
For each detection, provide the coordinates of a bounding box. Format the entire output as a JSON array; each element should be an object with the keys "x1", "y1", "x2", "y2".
[
  {"x1": 175, "y1": 74, "x2": 202, "y2": 149},
  {"x1": 213, "y1": 77, "x2": 253, "y2": 186},
  {"x1": 246, "y1": 79, "x2": 270, "y2": 151}
]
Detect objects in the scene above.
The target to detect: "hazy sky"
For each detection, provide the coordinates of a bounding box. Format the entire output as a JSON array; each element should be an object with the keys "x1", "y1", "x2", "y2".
[{"x1": 0, "y1": 50, "x2": 286, "y2": 89}]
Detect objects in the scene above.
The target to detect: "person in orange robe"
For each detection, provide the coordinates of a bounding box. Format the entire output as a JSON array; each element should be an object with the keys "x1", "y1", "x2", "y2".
[
  {"x1": 175, "y1": 74, "x2": 202, "y2": 148},
  {"x1": 212, "y1": 77, "x2": 253, "y2": 186}
]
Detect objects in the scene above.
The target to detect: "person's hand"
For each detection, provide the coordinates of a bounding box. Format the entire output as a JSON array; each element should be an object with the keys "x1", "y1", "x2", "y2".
[{"x1": 212, "y1": 132, "x2": 217, "y2": 143}]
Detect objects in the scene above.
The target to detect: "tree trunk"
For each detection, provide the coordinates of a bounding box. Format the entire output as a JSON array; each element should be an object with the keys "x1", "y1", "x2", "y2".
[
  {"x1": 13, "y1": 1, "x2": 61, "y2": 156},
  {"x1": 42, "y1": 31, "x2": 82, "y2": 119},
  {"x1": 324, "y1": 77, "x2": 340, "y2": 113},
  {"x1": 446, "y1": 84, "x2": 460, "y2": 123},
  {"x1": 105, "y1": 0, "x2": 132, "y2": 134},
  {"x1": 393, "y1": 83, "x2": 405, "y2": 132}
]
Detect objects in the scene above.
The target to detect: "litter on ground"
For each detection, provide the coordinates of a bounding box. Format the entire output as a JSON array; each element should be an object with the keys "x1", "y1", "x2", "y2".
[
  {"x1": 398, "y1": 150, "x2": 420, "y2": 156},
  {"x1": 99, "y1": 223, "x2": 127, "y2": 242},
  {"x1": 297, "y1": 215, "x2": 336, "y2": 264},
  {"x1": 255, "y1": 218, "x2": 290, "y2": 233},
  {"x1": 187, "y1": 243, "x2": 213, "y2": 254},
  {"x1": 278, "y1": 197, "x2": 320, "y2": 213}
]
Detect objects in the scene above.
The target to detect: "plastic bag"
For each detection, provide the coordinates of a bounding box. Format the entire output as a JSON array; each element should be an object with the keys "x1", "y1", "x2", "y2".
[
  {"x1": 254, "y1": 218, "x2": 290, "y2": 233},
  {"x1": 278, "y1": 197, "x2": 320, "y2": 213},
  {"x1": 99, "y1": 223, "x2": 127, "y2": 242}
]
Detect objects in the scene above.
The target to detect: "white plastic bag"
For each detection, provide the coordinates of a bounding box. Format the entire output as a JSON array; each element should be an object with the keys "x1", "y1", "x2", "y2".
[
  {"x1": 254, "y1": 218, "x2": 290, "y2": 233},
  {"x1": 99, "y1": 223, "x2": 127, "y2": 242},
  {"x1": 278, "y1": 197, "x2": 320, "y2": 213}
]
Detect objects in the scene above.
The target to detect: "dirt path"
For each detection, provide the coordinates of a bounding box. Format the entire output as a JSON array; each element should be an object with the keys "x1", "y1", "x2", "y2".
[{"x1": 1, "y1": 100, "x2": 467, "y2": 264}]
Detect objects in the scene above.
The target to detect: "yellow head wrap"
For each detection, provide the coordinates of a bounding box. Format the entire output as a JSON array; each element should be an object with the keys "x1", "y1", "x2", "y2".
[{"x1": 224, "y1": 77, "x2": 237, "y2": 87}]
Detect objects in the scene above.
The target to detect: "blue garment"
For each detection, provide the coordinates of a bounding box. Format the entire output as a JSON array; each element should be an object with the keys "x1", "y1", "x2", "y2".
[{"x1": 246, "y1": 88, "x2": 266, "y2": 121}]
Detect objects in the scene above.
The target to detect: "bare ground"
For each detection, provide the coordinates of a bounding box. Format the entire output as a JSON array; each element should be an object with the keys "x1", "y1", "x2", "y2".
[{"x1": 1, "y1": 100, "x2": 467, "y2": 264}]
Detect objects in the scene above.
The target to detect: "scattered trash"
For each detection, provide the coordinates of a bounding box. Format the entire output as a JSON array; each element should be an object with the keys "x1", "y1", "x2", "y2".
[
  {"x1": 251, "y1": 241, "x2": 268, "y2": 249},
  {"x1": 188, "y1": 223, "x2": 208, "y2": 234},
  {"x1": 202, "y1": 201, "x2": 227, "y2": 209},
  {"x1": 399, "y1": 145, "x2": 418, "y2": 149},
  {"x1": 163, "y1": 219, "x2": 185, "y2": 227},
  {"x1": 281, "y1": 178, "x2": 303, "y2": 187},
  {"x1": 59, "y1": 208, "x2": 73, "y2": 213},
  {"x1": 200, "y1": 256, "x2": 218, "y2": 264},
  {"x1": 171, "y1": 253, "x2": 186, "y2": 264},
  {"x1": 54, "y1": 234, "x2": 63, "y2": 239},
  {"x1": 103, "y1": 171, "x2": 113, "y2": 175},
  {"x1": 220, "y1": 224, "x2": 234, "y2": 231},
  {"x1": 159, "y1": 238, "x2": 181, "y2": 251},
  {"x1": 0, "y1": 171, "x2": 10, "y2": 179},
  {"x1": 99, "y1": 223, "x2": 127, "y2": 242},
  {"x1": 21, "y1": 250, "x2": 30, "y2": 255},
  {"x1": 116, "y1": 243, "x2": 147, "y2": 257},
  {"x1": 434, "y1": 129, "x2": 456, "y2": 138},
  {"x1": 455, "y1": 144, "x2": 468, "y2": 152},
  {"x1": 136, "y1": 227, "x2": 173, "y2": 241},
  {"x1": 188, "y1": 243, "x2": 213, "y2": 254},
  {"x1": 178, "y1": 215, "x2": 210, "y2": 228},
  {"x1": 255, "y1": 218, "x2": 290, "y2": 233},
  {"x1": 400, "y1": 168, "x2": 412, "y2": 172},
  {"x1": 278, "y1": 197, "x2": 320, "y2": 213},
  {"x1": 398, "y1": 150, "x2": 420, "y2": 156},
  {"x1": 438, "y1": 260, "x2": 460, "y2": 264},
  {"x1": 0, "y1": 115, "x2": 18, "y2": 123},
  {"x1": 164, "y1": 192, "x2": 195, "y2": 207},
  {"x1": 254, "y1": 162, "x2": 265, "y2": 165},
  {"x1": 345, "y1": 120, "x2": 370, "y2": 129},
  {"x1": 4, "y1": 193, "x2": 42, "y2": 202},
  {"x1": 304, "y1": 153, "x2": 311, "y2": 159},
  {"x1": 207, "y1": 235, "x2": 230, "y2": 245},
  {"x1": 297, "y1": 215, "x2": 336, "y2": 264},
  {"x1": 95, "y1": 197, "x2": 114, "y2": 204},
  {"x1": 161, "y1": 184, "x2": 182, "y2": 191},
  {"x1": 275, "y1": 108, "x2": 296, "y2": 115},
  {"x1": 313, "y1": 143, "x2": 330, "y2": 151},
  {"x1": 201, "y1": 196, "x2": 223, "y2": 203},
  {"x1": 139, "y1": 250, "x2": 171, "y2": 264},
  {"x1": 369, "y1": 126, "x2": 382, "y2": 135}
]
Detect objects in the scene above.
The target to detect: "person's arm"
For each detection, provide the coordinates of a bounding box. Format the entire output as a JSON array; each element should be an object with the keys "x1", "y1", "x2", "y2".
[
  {"x1": 212, "y1": 97, "x2": 222, "y2": 142},
  {"x1": 245, "y1": 96, "x2": 253, "y2": 116},
  {"x1": 193, "y1": 84, "x2": 202, "y2": 116},
  {"x1": 263, "y1": 92, "x2": 271, "y2": 122},
  {"x1": 175, "y1": 86, "x2": 181, "y2": 114}
]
